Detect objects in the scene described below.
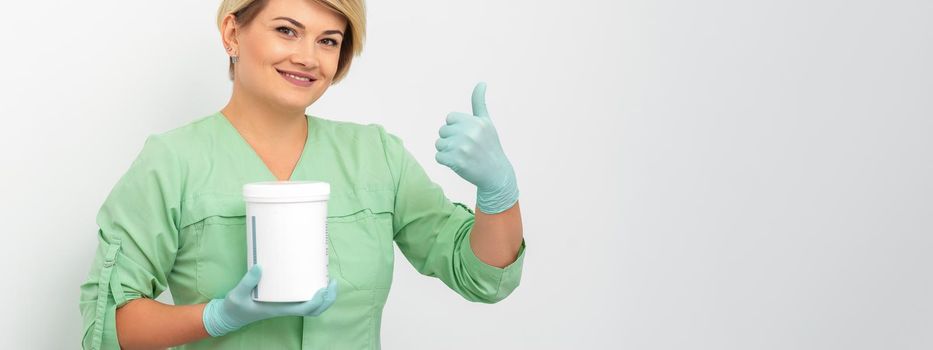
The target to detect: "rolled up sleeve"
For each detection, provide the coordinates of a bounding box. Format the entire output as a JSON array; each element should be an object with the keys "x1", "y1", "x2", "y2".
[
  {"x1": 379, "y1": 125, "x2": 526, "y2": 304},
  {"x1": 78, "y1": 134, "x2": 182, "y2": 349}
]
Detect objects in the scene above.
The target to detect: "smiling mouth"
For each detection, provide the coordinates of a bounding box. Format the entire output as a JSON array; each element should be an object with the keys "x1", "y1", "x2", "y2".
[{"x1": 276, "y1": 69, "x2": 317, "y2": 87}]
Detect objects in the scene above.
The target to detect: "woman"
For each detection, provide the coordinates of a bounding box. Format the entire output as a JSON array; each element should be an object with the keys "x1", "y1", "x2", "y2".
[{"x1": 78, "y1": 0, "x2": 526, "y2": 348}]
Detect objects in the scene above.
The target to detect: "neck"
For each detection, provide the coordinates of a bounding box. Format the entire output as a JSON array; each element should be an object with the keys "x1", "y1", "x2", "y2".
[{"x1": 221, "y1": 84, "x2": 308, "y2": 148}]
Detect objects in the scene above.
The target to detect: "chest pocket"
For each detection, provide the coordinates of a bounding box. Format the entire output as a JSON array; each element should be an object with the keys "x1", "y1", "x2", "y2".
[
  {"x1": 181, "y1": 194, "x2": 248, "y2": 300},
  {"x1": 184, "y1": 189, "x2": 396, "y2": 300},
  {"x1": 326, "y1": 189, "x2": 395, "y2": 291}
]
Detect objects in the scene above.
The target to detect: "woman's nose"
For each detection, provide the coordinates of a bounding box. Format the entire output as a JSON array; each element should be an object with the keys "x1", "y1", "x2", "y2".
[{"x1": 291, "y1": 41, "x2": 320, "y2": 69}]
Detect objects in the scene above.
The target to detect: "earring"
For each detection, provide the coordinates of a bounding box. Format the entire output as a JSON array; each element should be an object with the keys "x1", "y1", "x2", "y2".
[{"x1": 231, "y1": 55, "x2": 239, "y2": 64}]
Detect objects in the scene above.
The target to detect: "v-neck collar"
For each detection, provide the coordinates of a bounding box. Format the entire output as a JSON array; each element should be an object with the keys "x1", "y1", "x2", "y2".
[{"x1": 214, "y1": 110, "x2": 315, "y2": 182}]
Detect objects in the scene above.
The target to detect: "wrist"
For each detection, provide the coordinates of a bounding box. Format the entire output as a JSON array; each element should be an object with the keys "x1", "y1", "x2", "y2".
[
  {"x1": 203, "y1": 298, "x2": 240, "y2": 337},
  {"x1": 476, "y1": 169, "x2": 519, "y2": 214}
]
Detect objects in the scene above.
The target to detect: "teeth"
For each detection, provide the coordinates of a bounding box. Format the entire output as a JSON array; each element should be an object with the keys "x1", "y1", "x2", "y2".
[{"x1": 283, "y1": 72, "x2": 311, "y2": 82}]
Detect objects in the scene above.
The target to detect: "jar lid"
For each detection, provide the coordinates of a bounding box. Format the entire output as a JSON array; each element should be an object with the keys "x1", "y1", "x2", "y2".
[{"x1": 243, "y1": 181, "x2": 331, "y2": 203}]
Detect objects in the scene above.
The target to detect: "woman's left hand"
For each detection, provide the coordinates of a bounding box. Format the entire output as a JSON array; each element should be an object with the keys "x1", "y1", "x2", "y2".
[{"x1": 434, "y1": 82, "x2": 519, "y2": 214}]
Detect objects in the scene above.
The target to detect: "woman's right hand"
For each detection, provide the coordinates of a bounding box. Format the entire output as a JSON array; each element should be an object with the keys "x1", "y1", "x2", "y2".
[{"x1": 202, "y1": 264, "x2": 338, "y2": 337}]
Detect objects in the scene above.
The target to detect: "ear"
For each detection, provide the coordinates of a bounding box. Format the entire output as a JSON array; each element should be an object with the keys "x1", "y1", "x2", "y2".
[{"x1": 220, "y1": 13, "x2": 240, "y2": 54}]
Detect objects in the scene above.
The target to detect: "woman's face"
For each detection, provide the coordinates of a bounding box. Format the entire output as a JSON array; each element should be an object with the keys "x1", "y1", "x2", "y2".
[{"x1": 227, "y1": 0, "x2": 347, "y2": 112}]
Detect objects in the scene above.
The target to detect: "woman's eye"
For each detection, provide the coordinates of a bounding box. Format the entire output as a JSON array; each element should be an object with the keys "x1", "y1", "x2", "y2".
[
  {"x1": 321, "y1": 38, "x2": 340, "y2": 47},
  {"x1": 276, "y1": 27, "x2": 297, "y2": 37}
]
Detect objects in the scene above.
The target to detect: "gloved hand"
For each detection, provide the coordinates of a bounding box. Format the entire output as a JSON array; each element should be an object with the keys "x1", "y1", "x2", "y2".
[
  {"x1": 435, "y1": 82, "x2": 519, "y2": 214},
  {"x1": 202, "y1": 264, "x2": 338, "y2": 337}
]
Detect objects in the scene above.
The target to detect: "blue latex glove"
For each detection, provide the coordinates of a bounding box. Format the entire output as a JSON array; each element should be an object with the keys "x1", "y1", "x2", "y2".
[
  {"x1": 202, "y1": 264, "x2": 338, "y2": 337},
  {"x1": 435, "y1": 82, "x2": 519, "y2": 214}
]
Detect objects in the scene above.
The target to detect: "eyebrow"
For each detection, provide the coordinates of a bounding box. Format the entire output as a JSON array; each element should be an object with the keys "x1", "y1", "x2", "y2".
[{"x1": 272, "y1": 16, "x2": 344, "y2": 36}]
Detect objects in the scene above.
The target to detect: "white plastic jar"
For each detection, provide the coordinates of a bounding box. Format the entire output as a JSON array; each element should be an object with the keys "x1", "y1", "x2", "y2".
[{"x1": 243, "y1": 181, "x2": 330, "y2": 302}]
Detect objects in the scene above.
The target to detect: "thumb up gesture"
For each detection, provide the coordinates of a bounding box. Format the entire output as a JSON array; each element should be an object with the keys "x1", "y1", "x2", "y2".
[{"x1": 434, "y1": 82, "x2": 519, "y2": 214}]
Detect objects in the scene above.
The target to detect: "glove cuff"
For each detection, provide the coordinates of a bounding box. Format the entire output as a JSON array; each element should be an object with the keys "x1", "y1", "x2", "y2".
[
  {"x1": 203, "y1": 298, "x2": 241, "y2": 337},
  {"x1": 476, "y1": 169, "x2": 519, "y2": 214}
]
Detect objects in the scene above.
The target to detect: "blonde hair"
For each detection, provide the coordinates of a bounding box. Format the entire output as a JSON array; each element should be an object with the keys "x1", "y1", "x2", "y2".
[{"x1": 216, "y1": 0, "x2": 366, "y2": 83}]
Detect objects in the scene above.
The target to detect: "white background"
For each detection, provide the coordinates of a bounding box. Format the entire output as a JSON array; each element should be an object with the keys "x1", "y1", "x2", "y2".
[{"x1": 1, "y1": 0, "x2": 931, "y2": 349}]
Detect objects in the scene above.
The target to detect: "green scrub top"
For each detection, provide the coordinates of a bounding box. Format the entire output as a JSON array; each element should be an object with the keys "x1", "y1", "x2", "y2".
[{"x1": 78, "y1": 112, "x2": 526, "y2": 349}]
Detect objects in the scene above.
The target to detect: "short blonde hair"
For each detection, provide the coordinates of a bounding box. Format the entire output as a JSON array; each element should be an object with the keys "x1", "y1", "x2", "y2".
[{"x1": 216, "y1": 0, "x2": 366, "y2": 83}]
